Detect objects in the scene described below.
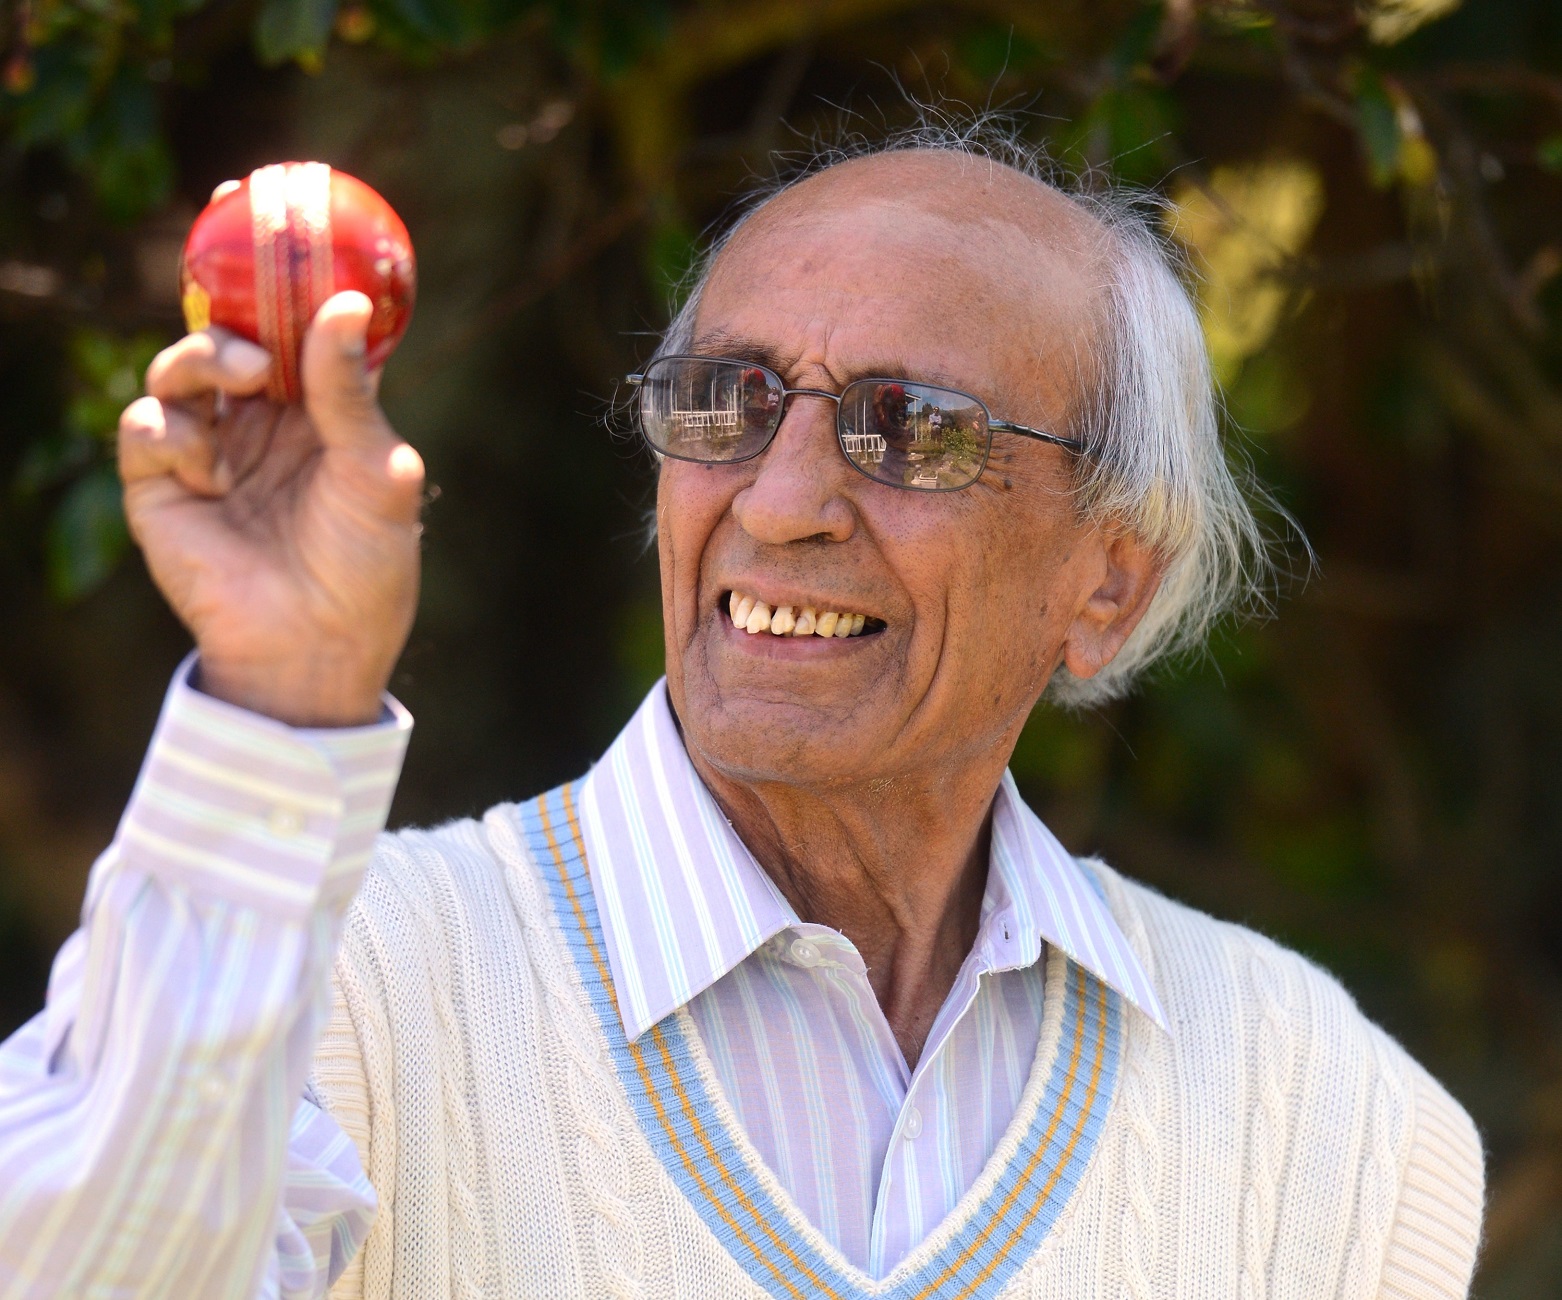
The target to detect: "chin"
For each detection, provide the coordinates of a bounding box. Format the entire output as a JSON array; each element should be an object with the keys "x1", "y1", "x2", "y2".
[{"x1": 676, "y1": 681, "x2": 893, "y2": 789}]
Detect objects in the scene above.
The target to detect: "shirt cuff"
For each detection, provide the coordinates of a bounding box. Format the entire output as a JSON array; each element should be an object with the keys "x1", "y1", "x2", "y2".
[{"x1": 102, "y1": 652, "x2": 413, "y2": 922}]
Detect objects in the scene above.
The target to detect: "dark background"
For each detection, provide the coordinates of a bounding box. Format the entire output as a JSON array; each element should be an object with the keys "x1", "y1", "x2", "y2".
[{"x1": 3, "y1": 0, "x2": 1560, "y2": 1291}]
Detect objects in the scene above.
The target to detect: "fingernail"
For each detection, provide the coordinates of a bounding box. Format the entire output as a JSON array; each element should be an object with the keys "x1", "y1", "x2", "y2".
[{"x1": 219, "y1": 337, "x2": 271, "y2": 384}]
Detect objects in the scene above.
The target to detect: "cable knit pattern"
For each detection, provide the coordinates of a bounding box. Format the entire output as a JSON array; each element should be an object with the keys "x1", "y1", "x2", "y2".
[
  {"x1": 390, "y1": 832, "x2": 489, "y2": 1299},
  {"x1": 482, "y1": 806, "x2": 645, "y2": 1299},
  {"x1": 1339, "y1": 1030, "x2": 1412, "y2": 1299},
  {"x1": 1238, "y1": 944, "x2": 1299, "y2": 1300},
  {"x1": 1094, "y1": 859, "x2": 1167, "y2": 1300},
  {"x1": 307, "y1": 808, "x2": 1485, "y2": 1300}
]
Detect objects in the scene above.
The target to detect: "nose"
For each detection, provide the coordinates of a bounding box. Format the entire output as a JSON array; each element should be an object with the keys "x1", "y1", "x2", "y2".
[{"x1": 730, "y1": 393, "x2": 855, "y2": 545}]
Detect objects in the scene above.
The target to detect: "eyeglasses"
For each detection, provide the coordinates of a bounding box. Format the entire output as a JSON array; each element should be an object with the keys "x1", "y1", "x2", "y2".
[{"x1": 626, "y1": 355, "x2": 1084, "y2": 492}]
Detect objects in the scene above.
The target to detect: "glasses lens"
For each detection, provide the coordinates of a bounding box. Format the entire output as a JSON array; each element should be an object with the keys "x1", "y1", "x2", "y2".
[
  {"x1": 639, "y1": 358, "x2": 782, "y2": 463},
  {"x1": 839, "y1": 381, "x2": 990, "y2": 490}
]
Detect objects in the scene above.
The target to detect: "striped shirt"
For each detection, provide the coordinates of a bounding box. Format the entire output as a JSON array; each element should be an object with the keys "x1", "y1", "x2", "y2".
[
  {"x1": 0, "y1": 668, "x2": 1164, "y2": 1295},
  {"x1": 0, "y1": 659, "x2": 404, "y2": 1298},
  {"x1": 577, "y1": 684, "x2": 1166, "y2": 1275}
]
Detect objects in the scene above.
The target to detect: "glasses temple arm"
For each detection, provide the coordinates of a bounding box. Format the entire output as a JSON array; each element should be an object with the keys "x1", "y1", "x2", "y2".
[{"x1": 988, "y1": 418, "x2": 1085, "y2": 453}]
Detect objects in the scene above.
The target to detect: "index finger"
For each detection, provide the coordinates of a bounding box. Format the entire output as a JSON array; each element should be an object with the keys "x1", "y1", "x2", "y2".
[{"x1": 144, "y1": 328, "x2": 273, "y2": 402}]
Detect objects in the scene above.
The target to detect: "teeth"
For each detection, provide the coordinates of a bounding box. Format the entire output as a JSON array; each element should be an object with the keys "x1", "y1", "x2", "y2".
[{"x1": 727, "y1": 592, "x2": 875, "y2": 638}]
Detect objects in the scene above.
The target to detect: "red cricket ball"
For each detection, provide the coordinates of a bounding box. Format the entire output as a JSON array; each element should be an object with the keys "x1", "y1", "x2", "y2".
[{"x1": 179, "y1": 162, "x2": 416, "y2": 402}]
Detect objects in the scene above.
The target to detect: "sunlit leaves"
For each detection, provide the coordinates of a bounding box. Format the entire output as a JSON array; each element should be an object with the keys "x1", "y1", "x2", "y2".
[
  {"x1": 66, "y1": 329, "x2": 160, "y2": 443},
  {"x1": 1361, "y1": 0, "x2": 1464, "y2": 46},
  {"x1": 1167, "y1": 159, "x2": 1325, "y2": 390}
]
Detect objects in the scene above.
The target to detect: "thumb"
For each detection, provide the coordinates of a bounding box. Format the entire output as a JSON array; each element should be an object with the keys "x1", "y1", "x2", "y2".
[{"x1": 301, "y1": 291, "x2": 392, "y2": 450}]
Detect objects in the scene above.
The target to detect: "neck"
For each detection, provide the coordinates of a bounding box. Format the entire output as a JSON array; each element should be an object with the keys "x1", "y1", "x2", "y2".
[{"x1": 685, "y1": 750, "x2": 1006, "y2": 1069}]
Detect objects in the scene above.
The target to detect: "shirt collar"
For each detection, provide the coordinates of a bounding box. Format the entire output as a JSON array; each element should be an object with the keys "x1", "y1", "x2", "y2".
[{"x1": 575, "y1": 682, "x2": 1169, "y2": 1041}]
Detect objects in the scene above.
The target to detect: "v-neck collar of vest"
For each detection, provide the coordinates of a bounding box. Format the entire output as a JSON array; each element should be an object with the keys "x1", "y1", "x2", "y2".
[{"x1": 517, "y1": 783, "x2": 1126, "y2": 1300}]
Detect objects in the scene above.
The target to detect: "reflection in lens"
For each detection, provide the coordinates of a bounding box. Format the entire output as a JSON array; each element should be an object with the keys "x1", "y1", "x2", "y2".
[
  {"x1": 840, "y1": 380, "x2": 989, "y2": 489},
  {"x1": 640, "y1": 358, "x2": 781, "y2": 462}
]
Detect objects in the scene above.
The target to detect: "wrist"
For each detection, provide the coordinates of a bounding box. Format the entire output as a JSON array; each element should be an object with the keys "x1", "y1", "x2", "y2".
[{"x1": 193, "y1": 653, "x2": 391, "y2": 728}]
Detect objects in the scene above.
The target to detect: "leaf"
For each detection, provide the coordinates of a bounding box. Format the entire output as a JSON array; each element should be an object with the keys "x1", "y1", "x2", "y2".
[
  {"x1": 254, "y1": 0, "x2": 341, "y2": 66},
  {"x1": 957, "y1": 25, "x2": 1047, "y2": 83},
  {"x1": 9, "y1": 46, "x2": 95, "y2": 148},
  {"x1": 66, "y1": 328, "x2": 166, "y2": 442},
  {"x1": 46, "y1": 463, "x2": 129, "y2": 602},
  {"x1": 13, "y1": 434, "x2": 95, "y2": 497},
  {"x1": 1057, "y1": 84, "x2": 1179, "y2": 184},
  {"x1": 1109, "y1": 1, "x2": 1166, "y2": 76},
  {"x1": 1352, "y1": 67, "x2": 1402, "y2": 189},
  {"x1": 77, "y1": 73, "x2": 175, "y2": 221},
  {"x1": 373, "y1": 0, "x2": 482, "y2": 44}
]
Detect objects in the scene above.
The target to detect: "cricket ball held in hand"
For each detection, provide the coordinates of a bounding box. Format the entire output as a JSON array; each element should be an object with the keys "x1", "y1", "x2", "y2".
[{"x1": 179, "y1": 162, "x2": 416, "y2": 402}]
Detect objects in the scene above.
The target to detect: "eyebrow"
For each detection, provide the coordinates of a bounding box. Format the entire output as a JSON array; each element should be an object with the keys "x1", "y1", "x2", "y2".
[{"x1": 683, "y1": 329, "x2": 967, "y2": 392}]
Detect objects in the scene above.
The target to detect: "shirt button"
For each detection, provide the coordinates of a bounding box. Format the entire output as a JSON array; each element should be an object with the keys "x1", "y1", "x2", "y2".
[
  {"x1": 902, "y1": 1106, "x2": 923, "y2": 1140},
  {"x1": 266, "y1": 805, "x2": 305, "y2": 837},
  {"x1": 789, "y1": 938, "x2": 821, "y2": 967}
]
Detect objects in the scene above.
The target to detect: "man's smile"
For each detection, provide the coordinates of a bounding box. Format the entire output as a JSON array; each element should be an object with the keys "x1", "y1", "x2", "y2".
[{"x1": 723, "y1": 588, "x2": 887, "y2": 639}]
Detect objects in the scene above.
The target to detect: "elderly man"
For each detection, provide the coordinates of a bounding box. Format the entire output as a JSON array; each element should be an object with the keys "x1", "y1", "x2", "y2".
[{"x1": 0, "y1": 142, "x2": 1482, "y2": 1299}]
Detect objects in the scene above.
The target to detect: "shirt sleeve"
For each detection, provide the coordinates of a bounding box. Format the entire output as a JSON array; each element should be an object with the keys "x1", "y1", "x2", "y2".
[{"x1": 0, "y1": 655, "x2": 410, "y2": 1300}]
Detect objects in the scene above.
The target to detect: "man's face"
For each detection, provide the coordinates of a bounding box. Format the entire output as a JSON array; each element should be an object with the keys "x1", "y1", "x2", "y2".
[{"x1": 658, "y1": 152, "x2": 1128, "y2": 790}]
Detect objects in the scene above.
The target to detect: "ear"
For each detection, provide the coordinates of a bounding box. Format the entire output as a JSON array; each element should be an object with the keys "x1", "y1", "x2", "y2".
[{"x1": 1059, "y1": 528, "x2": 1165, "y2": 682}]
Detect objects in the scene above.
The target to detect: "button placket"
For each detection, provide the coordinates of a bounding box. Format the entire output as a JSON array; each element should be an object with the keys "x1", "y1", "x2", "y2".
[{"x1": 789, "y1": 937, "x2": 822, "y2": 967}]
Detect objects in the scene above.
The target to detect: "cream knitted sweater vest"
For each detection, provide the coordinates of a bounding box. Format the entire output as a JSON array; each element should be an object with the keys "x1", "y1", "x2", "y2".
[{"x1": 310, "y1": 787, "x2": 1484, "y2": 1300}]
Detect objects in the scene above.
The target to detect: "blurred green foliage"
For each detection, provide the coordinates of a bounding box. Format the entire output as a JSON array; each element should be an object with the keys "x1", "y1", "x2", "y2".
[
  {"x1": 12, "y1": 329, "x2": 158, "y2": 599},
  {"x1": 4, "y1": 0, "x2": 1562, "y2": 1292}
]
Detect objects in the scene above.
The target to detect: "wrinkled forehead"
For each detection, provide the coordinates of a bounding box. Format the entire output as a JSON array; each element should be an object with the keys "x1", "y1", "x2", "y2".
[{"x1": 692, "y1": 151, "x2": 1109, "y2": 411}]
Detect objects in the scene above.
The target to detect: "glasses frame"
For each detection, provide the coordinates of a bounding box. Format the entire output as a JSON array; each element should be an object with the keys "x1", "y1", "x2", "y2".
[{"x1": 625, "y1": 354, "x2": 1085, "y2": 493}]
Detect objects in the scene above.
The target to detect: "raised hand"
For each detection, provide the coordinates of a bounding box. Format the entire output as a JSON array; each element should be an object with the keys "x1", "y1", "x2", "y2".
[{"x1": 118, "y1": 291, "x2": 425, "y2": 727}]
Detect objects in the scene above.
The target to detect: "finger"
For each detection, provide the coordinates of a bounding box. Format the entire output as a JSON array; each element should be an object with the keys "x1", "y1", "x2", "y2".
[
  {"x1": 300, "y1": 291, "x2": 394, "y2": 452},
  {"x1": 302, "y1": 292, "x2": 425, "y2": 522},
  {"x1": 118, "y1": 396, "x2": 230, "y2": 495},
  {"x1": 145, "y1": 329, "x2": 272, "y2": 402}
]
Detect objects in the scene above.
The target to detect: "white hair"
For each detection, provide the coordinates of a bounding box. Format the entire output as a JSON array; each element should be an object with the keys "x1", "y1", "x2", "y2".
[{"x1": 654, "y1": 116, "x2": 1283, "y2": 708}]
